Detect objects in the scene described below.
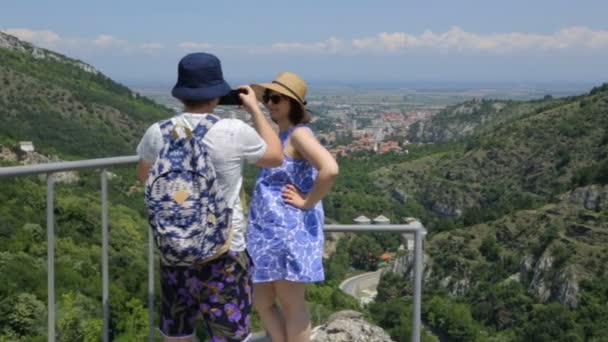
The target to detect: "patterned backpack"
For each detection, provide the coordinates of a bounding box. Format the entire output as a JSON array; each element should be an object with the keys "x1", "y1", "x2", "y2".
[{"x1": 144, "y1": 115, "x2": 233, "y2": 266}]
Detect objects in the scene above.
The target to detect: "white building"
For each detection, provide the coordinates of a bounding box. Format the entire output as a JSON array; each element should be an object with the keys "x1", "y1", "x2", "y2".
[
  {"x1": 353, "y1": 215, "x2": 371, "y2": 224},
  {"x1": 19, "y1": 141, "x2": 34, "y2": 153},
  {"x1": 372, "y1": 215, "x2": 390, "y2": 224}
]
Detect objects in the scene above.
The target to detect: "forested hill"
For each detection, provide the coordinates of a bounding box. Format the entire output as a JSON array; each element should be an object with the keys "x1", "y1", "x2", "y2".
[
  {"x1": 409, "y1": 94, "x2": 571, "y2": 143},
  {"x1": 367, "y1": 83, "x2": 608, "y2": 341},
  {"x1": 0, "y1": 31, "x2": 172, "y2": 159}
]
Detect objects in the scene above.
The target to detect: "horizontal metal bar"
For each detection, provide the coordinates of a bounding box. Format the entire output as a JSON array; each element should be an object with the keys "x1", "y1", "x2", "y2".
[
  {"x1": 324, "y1": 223, "x2": 426, "y2": 233},
  {"x1": 0, "y1": 155, "x2": 139, "y2": 177}
]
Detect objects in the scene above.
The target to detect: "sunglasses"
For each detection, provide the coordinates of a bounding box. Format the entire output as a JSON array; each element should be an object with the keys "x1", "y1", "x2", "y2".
[{"x1": 262, "y1": 93, "x2": 283, "y2": 104}]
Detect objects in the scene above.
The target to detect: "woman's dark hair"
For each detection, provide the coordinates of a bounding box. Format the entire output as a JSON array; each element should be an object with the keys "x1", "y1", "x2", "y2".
[
  {"x1": 287, "y1": 97, "x2": 311, "y2": 125},
  {"x1": 266, "y1": 89, "x2": 311, "y2": 125}
]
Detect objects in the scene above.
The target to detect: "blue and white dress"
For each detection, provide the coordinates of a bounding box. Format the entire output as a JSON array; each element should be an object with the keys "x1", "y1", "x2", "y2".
[{"x1": 246, "y1": 126, "x2": 325, "y2": 283}]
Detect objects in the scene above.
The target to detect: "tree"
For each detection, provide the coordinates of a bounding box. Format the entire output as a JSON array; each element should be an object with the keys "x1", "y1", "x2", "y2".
[
  {"x1": 348, "y1": 235, "x2": 383, "y2": 271},
  {"x1": 520, "y1": 303, "x2": 583, "y2": 341},
  {"x1": 0, "y1": 293, "x2": 45, "y2": 338}
]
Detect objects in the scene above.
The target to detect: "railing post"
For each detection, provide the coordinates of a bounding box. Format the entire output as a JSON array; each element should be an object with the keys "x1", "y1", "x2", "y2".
[
  {"x1": 148, "y1": 227, "x2": 155, "y2": 342},
  {"x1": 46, "y1": 174, "x2": 55, "y2": 342},
  {"x1": 411, "y1": 229, "x2": 424, "y2": 342},
  {"x1": 101, "y1": 170, "x2": 110, "y2": 342}
]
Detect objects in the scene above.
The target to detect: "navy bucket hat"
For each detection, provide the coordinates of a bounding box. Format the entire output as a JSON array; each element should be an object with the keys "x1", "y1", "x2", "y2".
[{"x1": 171, "y1": 52, "x2": 231, "y2": 101}]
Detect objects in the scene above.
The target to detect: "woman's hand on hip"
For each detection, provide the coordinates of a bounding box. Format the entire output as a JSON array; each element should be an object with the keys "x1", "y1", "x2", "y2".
[{"x1": 282, "y1": 184, "x2": 313, "y2": 210}]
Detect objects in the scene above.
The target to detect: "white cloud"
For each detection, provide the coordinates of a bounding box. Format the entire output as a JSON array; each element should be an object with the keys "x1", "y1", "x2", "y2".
[
  {"x1": 282, "y1": 26, "x2": 608, "y2": 55},
  {"x1": 3, "y1": 28, "x2": 62, "y2": 46},
  {"x1": 140, "y1": 42, "x2": 164, "y2": 50},
  {"x1": 1, "y1": 28, "x2": 152, "y2": 52},
  {"x1": 92, "y1": 34, "x2": 128, "y2": 48},
  {"x1": 178, "y1": 41, "x2": 213, "y2": 51},
  {"x1": 4, "y1": 26, "x2": 608, "y2": 58},
  {"x1": 270, "y1": 36, "x2": 344, "y2": 54}
]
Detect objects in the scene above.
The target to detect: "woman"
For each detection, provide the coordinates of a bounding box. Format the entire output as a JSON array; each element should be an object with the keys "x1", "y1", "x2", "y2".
[{"x1": 247, "y1": 72, "x2": 339, "y2": 342}]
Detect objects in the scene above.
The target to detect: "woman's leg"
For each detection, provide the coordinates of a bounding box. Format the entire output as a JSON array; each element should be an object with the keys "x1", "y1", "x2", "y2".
[
  {"x1": 275, "y1": 280, "x2": 310, "y2": 342},
  {"x1": 253, "y1": 282, "x2": 287, "y2": 342}
]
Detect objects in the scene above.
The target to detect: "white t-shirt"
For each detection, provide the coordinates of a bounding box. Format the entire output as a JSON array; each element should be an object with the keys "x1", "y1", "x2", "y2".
[{"x1": 136, "y1": 112, "x2": 267, "y2": 252}]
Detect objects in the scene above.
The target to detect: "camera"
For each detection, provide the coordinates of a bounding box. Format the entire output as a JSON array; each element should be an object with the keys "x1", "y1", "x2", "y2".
[{"x1": 218, "y1": 88, "x2": 248, "y2": 105}]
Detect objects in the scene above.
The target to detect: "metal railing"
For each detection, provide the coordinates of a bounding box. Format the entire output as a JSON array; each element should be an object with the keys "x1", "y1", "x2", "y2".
[{"x1": 0, "y1": 156, "x2": 427, "y2": 342}]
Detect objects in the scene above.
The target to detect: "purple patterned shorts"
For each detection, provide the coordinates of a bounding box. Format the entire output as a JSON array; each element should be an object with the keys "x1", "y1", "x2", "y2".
[{"x1": 159, "y1": 250, "x2": 253, "y2": 341}]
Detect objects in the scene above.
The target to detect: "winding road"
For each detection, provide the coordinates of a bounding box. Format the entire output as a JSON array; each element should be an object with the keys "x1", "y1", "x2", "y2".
[{"x1": 339, "y1": 269, "x2": 384, "y2": 302}]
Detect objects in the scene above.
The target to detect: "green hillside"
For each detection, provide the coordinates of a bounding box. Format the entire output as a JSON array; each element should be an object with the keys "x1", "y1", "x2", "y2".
[
  {"x1": 409, "y1": 95, "x2": 570, "y2": 143},
  {"x1": 0, "y1": 33, "x2": 360, "y2": 341},
  {"x1": 376, "y1": 85, "x2": 608, "y2": 224},
  {"x1": 0, "y1": 32, "x2": 172, "y2": 158},
  {"x1": 0, "y1": 32, "x2": 173, "y2": 341},
  {"x1": 365, "y1": 84, "x2": 608, "y2": 341}
]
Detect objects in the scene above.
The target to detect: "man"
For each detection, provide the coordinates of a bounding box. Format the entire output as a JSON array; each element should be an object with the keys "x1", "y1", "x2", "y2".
[{"x1": 136, "y1": 52, "x2": 282, "y2": 341}]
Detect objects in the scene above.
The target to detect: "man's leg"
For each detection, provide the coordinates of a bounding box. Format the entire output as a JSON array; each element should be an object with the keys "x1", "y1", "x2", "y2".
[
  {"x1": 275, "y1": 280, "x2": 310, "y2": 342},
  {"x1": 200, "y1": 251, "x2": 254, "y2": 341},
  {"x1": 159, "y1": 265, "x2": 197, "y2": 342},
  {"x1": 253, "y1": 282, "x2": 287, "y2": 342}
]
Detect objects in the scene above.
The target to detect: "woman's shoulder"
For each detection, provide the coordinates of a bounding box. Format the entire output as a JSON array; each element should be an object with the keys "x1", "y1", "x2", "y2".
[{"x1": 290, "y1": 125, "x2": 315, "y2": 139}]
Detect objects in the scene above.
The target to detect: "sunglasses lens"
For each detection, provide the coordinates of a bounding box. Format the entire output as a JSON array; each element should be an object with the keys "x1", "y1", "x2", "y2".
[{"x1": 263, "y1": 94, "x2": 282, "y2": 104}]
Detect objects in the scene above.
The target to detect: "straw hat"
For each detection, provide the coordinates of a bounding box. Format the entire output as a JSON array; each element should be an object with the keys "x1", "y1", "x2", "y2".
[{"x1": 251, "y1": 72, "x2": 308, "y2": 107}]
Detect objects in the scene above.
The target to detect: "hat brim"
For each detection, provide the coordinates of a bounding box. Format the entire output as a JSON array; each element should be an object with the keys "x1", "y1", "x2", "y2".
[
  {"x1": 251, "y1": 83, "x2": 314, "y2": 123},
  {"x1": 172, "y1": 80, "x2": 231, "y2": 101},
  {"x1": 251, "y1": 83, "x2": 304, "y2": 106}
]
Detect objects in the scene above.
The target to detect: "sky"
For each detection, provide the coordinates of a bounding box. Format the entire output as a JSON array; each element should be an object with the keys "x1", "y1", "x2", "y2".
[{"x1": 1, "y1": 0, "x2": 608, "y2": 87}]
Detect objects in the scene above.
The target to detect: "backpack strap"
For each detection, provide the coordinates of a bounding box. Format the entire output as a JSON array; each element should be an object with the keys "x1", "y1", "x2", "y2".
[
  {"x1": 159, "y1": 118, "x2": 179, "y2": 143},
  {"x1": 192, "y1": 114, "x2": 220, "y2": 139}
]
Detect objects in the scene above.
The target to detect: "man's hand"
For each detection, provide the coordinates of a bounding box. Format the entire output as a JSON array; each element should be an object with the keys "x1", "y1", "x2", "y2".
[
  {"x1": 238, "y1": 85, "x2": 260, "y2": 114},
  {"x1": 282, "y1": 184, "x2": 313, "y2": 210},
  {"x1": 137, "y1": 160, "x2": 152, "y2": 183}
]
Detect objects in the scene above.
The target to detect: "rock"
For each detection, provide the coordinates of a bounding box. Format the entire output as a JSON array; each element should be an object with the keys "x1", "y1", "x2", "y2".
[
  {"x1": 323, "y1": 232, "x2": 345, "y2": 258},
  {"x1": 519, "y1": 255, "x2": 535, "y2": 283},
  {"x1": 505, "y1": 272, "x2": 520, "y2": 283},
  {"x1": 311, "y1": 310, "x2": 395, "y2": 342},
  {"x1": 556, "y1": 267, "x2": 579, "y2": 308},
  {"x1": 568, "y1": 185, "x2": 608, "y2": 212},
  {"x1": 392, "y1": 188, "x2": 408, "y2": 203},
  {"x1": 388, "y1": 252, "x2": 414, "y2": 277},
  {"x1": 21, "y1": 152, "x2": 79, "y2": 184},
  {"x1": 566, "y1": 224, "x2": 593, "y2": 238},
  {"x1": 427, "y1": 201, "x2": 462, "y2": 219},
  {"x1": 580, "y1": 212, "x2": 600, "y2": 222},
  {"x1": 528, "y1": 252, "x2": 554, "y2": 303},
  {"x1": 526, "y1": 251, "x2": 581, "y2": 308},
  {"x1": 0, "y1": 146, "x2": 18, "y2": 162},
  {"x1": 439, "y1": 275, "x2": 470, "y2": 296}
]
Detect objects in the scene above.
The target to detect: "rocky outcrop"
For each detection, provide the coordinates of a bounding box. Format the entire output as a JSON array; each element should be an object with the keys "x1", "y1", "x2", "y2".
[
  {"x1": 425, "y1": 200, "x2": 463, "y2": 219},
  {"x1": 0, "y1": 31, "x2": 99, "y2": 75},
  {"x1": 0, "y1": 146, "x2": 18, "y2": 162},
  {"x1": 0, "y1": 145, "x2": 79, "y2": 184},
  {"x1": 388, "y1": 252, "x2": 414, "y2": 278},
  {"x1": 528, "y1": 252, "x2": 554, "y2": 302},
  {"x1": 323, "y1": 232, "x2": 345, "y2": 258},
  {"x1": 527, "y1": 250, "x2": 580, "y2": 308},
  {"x1": 567, "y1": 185, "x2": 608, "y2": 212},
  {"x1": 311, "y1": 310, "x2": 394, "y2": 342},
  {"x1": 439, "y1": 275, "x2": 471, "y2": 296},
  {"x1": 556, "y1": 267, "x2": 580, "y2": 308}
]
